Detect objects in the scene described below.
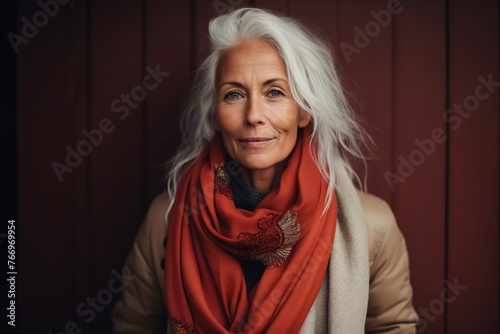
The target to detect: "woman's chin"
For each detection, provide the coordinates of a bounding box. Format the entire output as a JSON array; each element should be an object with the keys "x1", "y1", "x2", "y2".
[{"x1": 237, "y1": 162, "x2": 274, "y2": 172}]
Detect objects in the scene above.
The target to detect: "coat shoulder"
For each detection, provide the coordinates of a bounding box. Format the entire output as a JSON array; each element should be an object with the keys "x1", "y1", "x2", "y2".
[{"x1": 356, "y1": 190, "x2": 396, "y2": 228}]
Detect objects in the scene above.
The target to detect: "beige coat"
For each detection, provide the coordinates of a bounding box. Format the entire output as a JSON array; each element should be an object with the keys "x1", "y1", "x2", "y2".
[{"x1": 112, "y1": 172, "x2": 419, "y2": 333}]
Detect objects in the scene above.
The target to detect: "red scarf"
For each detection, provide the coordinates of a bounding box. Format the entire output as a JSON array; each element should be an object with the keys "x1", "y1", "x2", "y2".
[{"x1": 165, "y1": 127, "x2": 337, "y2": 333}]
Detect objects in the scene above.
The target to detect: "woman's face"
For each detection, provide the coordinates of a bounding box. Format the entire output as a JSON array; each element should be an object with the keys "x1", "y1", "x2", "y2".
[{"x1": 215, "y1": 40, "x2": 311, "y2": 174}]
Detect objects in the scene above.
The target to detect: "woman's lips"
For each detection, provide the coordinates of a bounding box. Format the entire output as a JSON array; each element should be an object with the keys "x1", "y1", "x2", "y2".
[{"x1": 239, "y1": 137, "x2": 273, "y2": 148}]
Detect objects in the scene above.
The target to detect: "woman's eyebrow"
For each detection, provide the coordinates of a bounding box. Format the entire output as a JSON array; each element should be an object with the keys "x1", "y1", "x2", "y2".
[
  {"x1": 218, "y1": 78, "x2": 288, "y2": 89},
  {"x1": 262, "y1": 78, "x2": 288, "y2": 85},
  {"x1": 218, "y1": 81, "x2": 244, "y2": 89}
]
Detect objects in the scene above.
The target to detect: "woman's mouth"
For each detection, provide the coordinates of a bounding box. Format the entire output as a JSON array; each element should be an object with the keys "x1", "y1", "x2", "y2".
[{"x1": 239, "y1": 137, "x2": 273, "y2": 148}]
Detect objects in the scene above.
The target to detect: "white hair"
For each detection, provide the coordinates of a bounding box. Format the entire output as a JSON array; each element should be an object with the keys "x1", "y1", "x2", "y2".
[{"x1": 165, "y1": 8, "x2": 368, "y2": 215}]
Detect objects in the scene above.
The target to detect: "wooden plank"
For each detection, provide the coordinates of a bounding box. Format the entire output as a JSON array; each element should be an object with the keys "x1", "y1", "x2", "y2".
[
  {"x1": 145, "y1": 1, "x2": 191, "y2": 204},
  {"x1": 67, "y1": 0, "x2": 92, "y2": 331},
  {"x1": 88, "y1": 0, "x2": 143, "y2": 332},
  {"x1": 335, "y1": 0, "x2": 394, "y2": 205},
  {"x1": 393, "y1": 1, "x2": 447, "y2": 333},
  {"x1": 17, "y1": 1, "x2": 76, "y2": 332},
  {"x1": 447, "y1": 0, "x2": 499, "y2": 332}
]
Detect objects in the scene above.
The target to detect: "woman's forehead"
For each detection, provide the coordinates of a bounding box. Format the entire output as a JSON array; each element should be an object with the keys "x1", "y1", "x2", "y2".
[{"x1": 217, "y1": 40, "x2": 287, "y2": 82}]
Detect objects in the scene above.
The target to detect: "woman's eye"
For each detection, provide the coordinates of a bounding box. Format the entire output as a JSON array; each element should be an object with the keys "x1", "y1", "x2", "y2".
[
  {"x1": 268, "y1": 89, "x2": 284, "y2": 98},
  {"x1": 225, "y1": 91, "x2": 242, "y2": 100}
]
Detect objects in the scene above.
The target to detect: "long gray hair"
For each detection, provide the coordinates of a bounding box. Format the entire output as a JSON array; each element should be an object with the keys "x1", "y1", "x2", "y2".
[{"x1": 165, "y1": 8, "x2": 367, "y2": 215}]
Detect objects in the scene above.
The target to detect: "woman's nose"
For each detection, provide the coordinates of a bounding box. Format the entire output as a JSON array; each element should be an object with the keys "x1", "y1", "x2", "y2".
[{"x1": 244, "y1": 95, "x2": 266, "y2": 126}]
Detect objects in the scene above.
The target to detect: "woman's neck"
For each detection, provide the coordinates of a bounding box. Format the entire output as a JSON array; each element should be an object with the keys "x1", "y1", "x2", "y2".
[{"x1": 239, "y1": 161, "x2": 286, "y2": 193}]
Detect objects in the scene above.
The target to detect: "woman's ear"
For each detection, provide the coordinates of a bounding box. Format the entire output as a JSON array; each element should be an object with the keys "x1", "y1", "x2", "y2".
[{"x1": 298, "y1": 110, "x2": 312, "y2": 128}]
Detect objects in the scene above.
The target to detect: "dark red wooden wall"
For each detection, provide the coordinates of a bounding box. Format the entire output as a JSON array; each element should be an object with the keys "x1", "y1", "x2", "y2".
[{"x1": 15, "y1": 0, "x2": 498, "y2": 333}]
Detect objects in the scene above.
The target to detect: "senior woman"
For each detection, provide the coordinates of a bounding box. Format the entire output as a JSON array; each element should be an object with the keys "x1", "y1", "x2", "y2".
[{"x1": 113, "y1": 8, "x2": 419, "y2": 334}]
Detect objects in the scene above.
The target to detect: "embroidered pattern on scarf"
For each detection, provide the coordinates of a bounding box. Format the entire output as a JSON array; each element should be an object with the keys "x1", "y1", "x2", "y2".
[{"x1": 237, "y1": 211, "x2": 300, "y2": 267}]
